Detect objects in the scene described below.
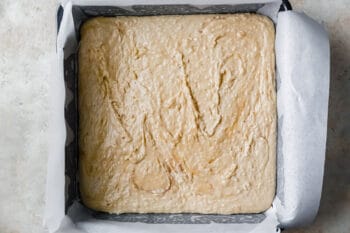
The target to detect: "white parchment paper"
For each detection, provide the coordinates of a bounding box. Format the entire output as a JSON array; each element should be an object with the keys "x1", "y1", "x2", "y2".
[
  {"x1": 274, "y1": 11, "x2": 329, "y2": 228},
  {"x1": 45, "y1": 0, "x2": 329, "y2": 232}
]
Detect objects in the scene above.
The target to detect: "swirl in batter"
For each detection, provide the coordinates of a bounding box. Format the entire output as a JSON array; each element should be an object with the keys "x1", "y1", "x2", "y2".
[{"x1": 79, "y1": 14, "x2": 276, "y2": 214}]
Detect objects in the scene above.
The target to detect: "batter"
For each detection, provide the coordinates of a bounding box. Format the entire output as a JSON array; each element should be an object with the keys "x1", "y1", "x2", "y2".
[{"x1": 78, "y1": 14, "x2": 276, "y2": 214}]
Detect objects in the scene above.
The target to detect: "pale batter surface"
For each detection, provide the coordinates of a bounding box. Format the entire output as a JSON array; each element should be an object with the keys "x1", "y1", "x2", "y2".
[{"x1": 78, "y1": 14, "x2": 276, "y2": 214}]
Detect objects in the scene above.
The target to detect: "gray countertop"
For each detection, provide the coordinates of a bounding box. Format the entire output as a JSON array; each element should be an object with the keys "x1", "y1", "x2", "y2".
[
  {"x1": 287, "y1": 0, "x2": 350, "y2": 232},
  {"x1": 0, "y1": 0, "x2": 349, "y2": 232}
]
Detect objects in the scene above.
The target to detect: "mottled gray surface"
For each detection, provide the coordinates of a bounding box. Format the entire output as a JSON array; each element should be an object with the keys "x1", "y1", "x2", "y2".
[
  {"x1": 287, "y1": 0, "x2": 350, "y2": 233},
  {"x1": 92, "y1": 212, "x2": 266, "y2": 224},
  {"x1": 0, "y1": 1, "x2": 55, "y2": 233},
  {"x1": 0, "y1": 0, "x2": 349, "y2": 233}
]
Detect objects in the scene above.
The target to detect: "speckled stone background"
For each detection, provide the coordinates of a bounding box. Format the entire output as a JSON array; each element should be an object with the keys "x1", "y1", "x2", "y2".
[
  {"x1": 0, "y1": 0, "x2": 349, "y2": 233},
  {"x1": 287, "y1": 0, "x2": 350, "y2": 233}
]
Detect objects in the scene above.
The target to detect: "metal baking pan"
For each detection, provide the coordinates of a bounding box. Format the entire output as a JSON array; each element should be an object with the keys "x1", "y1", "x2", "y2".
[
  {"x1": 64, "y1": 2, "x2": 273, "y2": 225},
  {"x1": 57, "y1": 0, "x2": 328, "y2": 230}
]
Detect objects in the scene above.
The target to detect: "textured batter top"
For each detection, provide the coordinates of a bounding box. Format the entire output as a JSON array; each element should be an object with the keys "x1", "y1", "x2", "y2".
[{"x1": 79, "y1": 14, "x2": 276, "y2": 214}]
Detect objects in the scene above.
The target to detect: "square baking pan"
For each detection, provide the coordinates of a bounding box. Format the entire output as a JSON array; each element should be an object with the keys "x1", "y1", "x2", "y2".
[
  {"x1": 64, "y1": 2, "x2": 271, "y2": 225},
  {"x1": 45, "y1": 0, "x2": 330, "y2": 232}
]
